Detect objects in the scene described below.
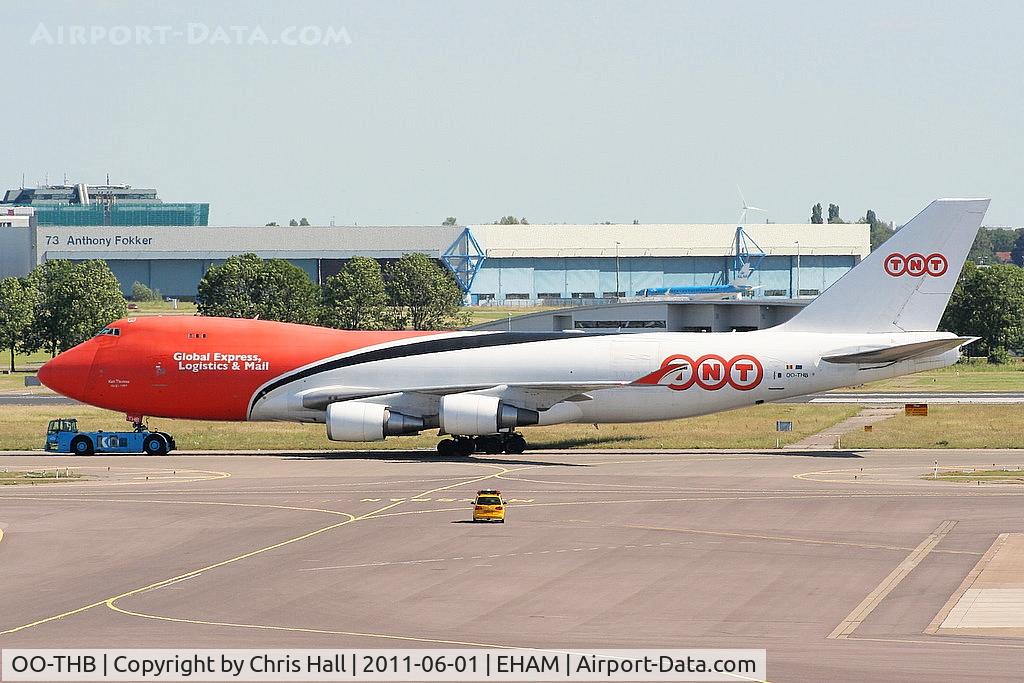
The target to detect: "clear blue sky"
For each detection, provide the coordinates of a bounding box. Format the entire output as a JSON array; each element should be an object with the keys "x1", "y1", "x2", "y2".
[{"x1": 2, "y1": 1, "x2": 1020, "y2": 226}]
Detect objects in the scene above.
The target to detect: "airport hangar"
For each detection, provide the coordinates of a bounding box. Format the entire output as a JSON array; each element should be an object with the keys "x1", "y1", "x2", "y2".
[{"x1": 1, "y1": 218, "x2": 868, "y2": 330}]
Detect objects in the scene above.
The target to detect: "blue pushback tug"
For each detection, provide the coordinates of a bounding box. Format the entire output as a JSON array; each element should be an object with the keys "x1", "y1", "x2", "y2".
[{"x1": 44, "y1": 418, "x2": 176, "y2": 455}]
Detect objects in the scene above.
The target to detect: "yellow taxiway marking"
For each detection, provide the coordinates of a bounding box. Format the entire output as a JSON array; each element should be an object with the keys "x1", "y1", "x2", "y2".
[
  {"x1": 96, "y1": 464, "x2": 542, "y2": 645},
  {"x1": 0, "y1": 502, "x2": 358, "y2": 636},
  {"x1": 0, "y1": 463, "x2": 516, "y2": 637},
  {"x1": 301, "y1": 539, "x2": 683, "y2": 572},
  {"x1": 105, "y1": 599, "x2": 525, "y2": 649},
  {"x1": 621, "y1": 521, "x2": 973, "y2": 556},
  {"x1": 795, "y1": 464, "x2": 1024, "y2": 487},
  {"x1": 48, "y1": 459, "x2": 768, "y2": 681},
  {"x1": 100, "y1": 604, "x2": 766, "y2": 682},
  {"x1": 301, "y1": 505, "x2": 984, "y2": 574},
  {"x1": 0, "y1": 496, "x2": 356, "y2": 519},
  {"x1": 828, "y1": 520, "x2": 957, "y2": 639},
  {"x1": 0, "y1": 465, "x2": 231, "y2": 487}
]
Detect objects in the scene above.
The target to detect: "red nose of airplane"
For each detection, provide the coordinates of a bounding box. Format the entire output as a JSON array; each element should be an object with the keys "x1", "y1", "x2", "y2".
[{"x1": 38, "y1": 342, "x2": 98, "y2": 400}]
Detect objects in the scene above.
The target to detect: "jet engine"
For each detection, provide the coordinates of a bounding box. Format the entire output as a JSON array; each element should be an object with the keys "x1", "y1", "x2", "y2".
[
  {"x1": 326, "y1": 402, "x2": 424, "y2": 441},
  {"x1": 439, "y1": 394, "x2": 539, "y2": 436}
]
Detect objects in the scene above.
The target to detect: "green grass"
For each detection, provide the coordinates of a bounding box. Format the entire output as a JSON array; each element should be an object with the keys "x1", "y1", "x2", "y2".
[
  {"x1": 0, "y1": 373, "x2": 36, "y2": 391},
  {"x1": 850, "y1": 359, "x2": 1024, "y2": 393},
  {"x1": 842, "y1": 405, "x2": 1024, "y2": 449},
  {"x1": 926, "y1": 468, "x2": 1024, "y2": 483},
  {"x1": 128, "y1": 299, "x2": 198, "y2": 316},
  {"x1": 464, "y1": 305, "x2": 559, "y2": 326},
  {"x1": 0, "y1": 404, "x2": 858, "y2": 452},
  {"x1": 523, "y1": 404, "x2": 860, "y2": 450},
  {"x1": 0, "y1": 469, "x2": 83, "y2": 485},
  {"x1": 3, "y1": 349, "x2": 52, "y2": 372}
]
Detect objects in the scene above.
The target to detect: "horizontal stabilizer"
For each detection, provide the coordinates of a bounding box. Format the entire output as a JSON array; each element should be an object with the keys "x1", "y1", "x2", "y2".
[{"x1": 821, "y1": 337, "x2": 976, "y2": 364}]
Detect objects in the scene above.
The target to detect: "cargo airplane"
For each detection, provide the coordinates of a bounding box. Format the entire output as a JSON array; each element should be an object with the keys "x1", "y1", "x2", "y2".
[{"x1": 39, "y1": 199, "x2": 988, "y2": 456}]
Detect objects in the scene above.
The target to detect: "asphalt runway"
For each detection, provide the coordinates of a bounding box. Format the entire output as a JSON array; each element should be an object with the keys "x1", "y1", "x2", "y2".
[
  {"x1": 2, "y1": 449, "x2": 1024, "y2": 681},
  {"x1": 0, "y1": 392, "x2": 76, "y2": 406}
]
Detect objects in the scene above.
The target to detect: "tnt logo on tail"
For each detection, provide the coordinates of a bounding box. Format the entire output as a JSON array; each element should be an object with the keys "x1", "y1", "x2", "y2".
[
  {"x1": 884, "y1": 252, "x2": 948, "y2": 277},
  {"x1": 634, "y1": 354, "x2": 763, "y2": 391}
]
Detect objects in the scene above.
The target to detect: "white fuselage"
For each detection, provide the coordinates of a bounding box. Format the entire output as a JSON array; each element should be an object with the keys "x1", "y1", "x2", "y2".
[{"x1": 250, "y1": 329, "x2": 960, "y2": 426}]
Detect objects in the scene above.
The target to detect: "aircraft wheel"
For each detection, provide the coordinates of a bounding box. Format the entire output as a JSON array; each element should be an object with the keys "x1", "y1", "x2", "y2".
[
  {"x1": 436, "y1": 439, "x2": 456, "y2": 456},
  {"x1": 505, "y1": 434, "x2": 527, "y2": 455},
  {"x1": 454, "y1": 437, "x2": 476, "y2": 457},
  {"x1": 477, "y1": 436, "x2": 503, "y2": 455},
  {"x1": 70, "y1": 436, "x2": 93, "y2": 456},
  {"x1": 144, "y1": 435, "x2": 168, "y2": 456}
]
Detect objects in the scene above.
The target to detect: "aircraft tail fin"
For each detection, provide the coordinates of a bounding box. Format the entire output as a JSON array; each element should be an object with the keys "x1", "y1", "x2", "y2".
[{"x1": 784, "y1": 198, "x2": 990, "y2": 333}]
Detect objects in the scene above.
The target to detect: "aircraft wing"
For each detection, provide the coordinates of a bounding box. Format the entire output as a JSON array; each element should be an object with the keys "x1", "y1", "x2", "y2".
[
  {"x1": 298, "y1": 381, "x2": 631, "y2": 412},
  {"x1": 821, "y1": 337, "x2": 977, "y2": 365}
]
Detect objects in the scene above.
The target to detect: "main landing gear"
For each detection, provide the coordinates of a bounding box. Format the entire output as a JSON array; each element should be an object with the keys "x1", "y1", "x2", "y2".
[{"x1": 436, "y1": 432, "x2": 527, "y2": 457}]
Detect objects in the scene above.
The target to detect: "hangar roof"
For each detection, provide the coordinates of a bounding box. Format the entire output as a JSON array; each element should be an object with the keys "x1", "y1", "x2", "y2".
[
  {"x1": 471, "y1": 223, "x2": 867, "y2": 257},
  {"x1": 33, "y1": 222, "x2": 868, "y2": 260}
]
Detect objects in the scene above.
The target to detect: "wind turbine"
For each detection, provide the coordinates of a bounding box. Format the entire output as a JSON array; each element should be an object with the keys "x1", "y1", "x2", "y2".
[
  {"x1": 729, "y1": 186, "x2": 768, "y2": 286},
  {"x1": 737, "y1": 186, "x2": 767, "y2": 225}
]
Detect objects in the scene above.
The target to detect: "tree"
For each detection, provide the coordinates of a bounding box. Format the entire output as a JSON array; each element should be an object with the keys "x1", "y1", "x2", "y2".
[
  {"x1": 869, "y1": 222, "x2": 895, "y2": 251},
  {"x1": 940, "y1": 262, "x2": 1024, "y2": 362},
  {"x1": 494, "y1": 216, "x2": 529, "y2": 225},
  {"x1": 827, "y1": 203, "x2": 843, "y2": 224},
  {"x1": 442, "y1": 217, "x2": 457, "y2": 226},
  {"x1": 860, "y1": 209, "x2": 896, "y2": 251},
  {"x1": 321, "y1": 257, "x2": 393, "y2": 330},
  {"x1": 386, "y1": 253, "x2": 468, "y2": 330},
  {"x1": 989, "y1": 228, "x2": 1019, "y2": 253},
  {"x1": 130, "y1": 281, "x2": 162, "y2": 302},
  {"x1": 1011, "y1": 232, "x2": 1024, "y2": 267},
  {"x1": 968, "y1": 228, "x2": 995, "y2": 265},
  {"x1": 810, "y1": 203, "x2": 823, "y2": 224},
  {"x1": 0, "y1": 277, "x2": 36, "y2": 372},
  {"x1": 299, "y1": 217, "x2": 310, "y2": 226},
  {"x1": 196, "y1": 253, "x2": 321, "y2": 325},
  {"x1": 24, "y1": 260, "x2": 127, "y2": 356}
]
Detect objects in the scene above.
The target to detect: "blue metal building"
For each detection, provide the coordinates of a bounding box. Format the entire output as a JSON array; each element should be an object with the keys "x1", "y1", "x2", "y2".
[{"x1": 5, "y1": 221, "x2": 869, "y2": 300}]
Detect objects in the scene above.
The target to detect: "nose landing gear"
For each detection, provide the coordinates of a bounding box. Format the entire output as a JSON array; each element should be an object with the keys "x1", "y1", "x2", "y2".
[{"x1": 436, "y1": 432, "x2": 527, "y2": 456}]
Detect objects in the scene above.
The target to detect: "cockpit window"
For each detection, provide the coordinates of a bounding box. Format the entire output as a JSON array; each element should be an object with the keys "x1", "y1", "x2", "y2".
[{"x1": 95, "y1": 327, "x2": 121, "y2": 337}]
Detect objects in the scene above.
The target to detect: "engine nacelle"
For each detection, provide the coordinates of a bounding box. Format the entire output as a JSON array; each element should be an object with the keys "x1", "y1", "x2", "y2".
[
  {"x1": 326, "y1": 402, "x2": 424, "y2": 442},
  {"x1": 439, "y1": 394, "x2": 539, "y2": 436}
]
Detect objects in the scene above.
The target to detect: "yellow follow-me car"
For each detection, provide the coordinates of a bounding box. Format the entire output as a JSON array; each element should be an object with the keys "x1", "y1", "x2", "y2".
[{"x1": 473, "y1": 490, "x2": 506, "y2": 523}]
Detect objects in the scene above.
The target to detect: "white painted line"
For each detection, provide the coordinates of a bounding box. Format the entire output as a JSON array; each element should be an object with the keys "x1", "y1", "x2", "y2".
[{"x1": 829, "y1": 520, "x2": 957, "y2": 639}]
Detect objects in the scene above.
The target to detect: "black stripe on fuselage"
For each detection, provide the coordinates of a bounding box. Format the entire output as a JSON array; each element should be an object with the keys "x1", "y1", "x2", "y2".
[{"x1": 249, "y1": 331, "x2": 595, "y2": 414}]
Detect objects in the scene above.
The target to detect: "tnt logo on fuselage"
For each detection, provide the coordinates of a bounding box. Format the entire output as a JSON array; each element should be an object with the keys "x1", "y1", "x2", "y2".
[
  {"x1": 884, "y1": 252, "x2": 948, "y2": 277},
  {"x1": 635, "y1": 354, "x2": 764, "y2": 391}
]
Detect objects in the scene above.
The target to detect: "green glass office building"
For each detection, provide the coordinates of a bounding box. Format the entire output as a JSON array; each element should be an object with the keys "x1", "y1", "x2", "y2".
[{"x1": 1, "y1": 183, "x2": 208, "y2": 226}]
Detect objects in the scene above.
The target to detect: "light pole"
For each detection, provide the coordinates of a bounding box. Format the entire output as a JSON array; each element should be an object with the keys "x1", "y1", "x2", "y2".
[{"x1": 615, "y1": 241, "x2": 621, "y2": 298}]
